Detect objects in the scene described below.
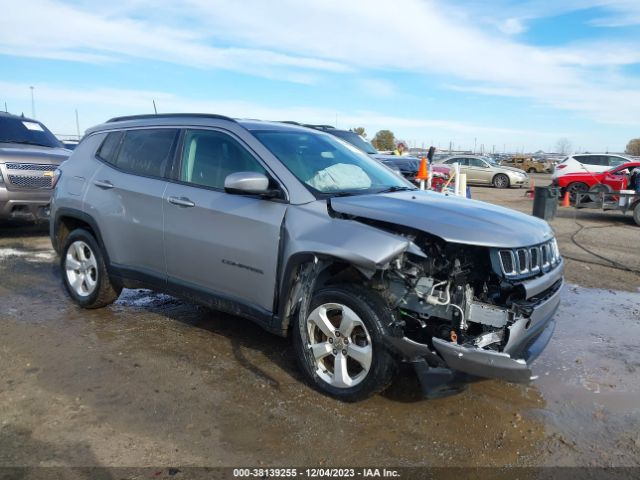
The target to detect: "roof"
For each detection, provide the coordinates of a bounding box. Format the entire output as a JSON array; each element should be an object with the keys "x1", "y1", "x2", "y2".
[
  {"x1": 89, "y1": 113, "x2": 319, "y2": 135},
  {"x1": 0, "y1": 111, "x2": 38, "y2": 123}
]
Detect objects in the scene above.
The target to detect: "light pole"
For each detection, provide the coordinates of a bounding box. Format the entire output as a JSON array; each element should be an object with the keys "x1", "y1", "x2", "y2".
[{"x1": 29, "y1": 86, "x2": 36, "y2": 118}]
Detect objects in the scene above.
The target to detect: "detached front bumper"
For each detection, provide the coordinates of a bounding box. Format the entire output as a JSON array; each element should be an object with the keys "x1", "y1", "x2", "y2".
[{"x1": 386, "y1": 276, "x2": 562, "y2": 389}]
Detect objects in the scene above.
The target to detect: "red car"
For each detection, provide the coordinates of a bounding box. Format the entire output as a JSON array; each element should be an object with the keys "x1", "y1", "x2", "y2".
[{"x1": 553, "y1": 161, "x2": 640, "y2": 198}]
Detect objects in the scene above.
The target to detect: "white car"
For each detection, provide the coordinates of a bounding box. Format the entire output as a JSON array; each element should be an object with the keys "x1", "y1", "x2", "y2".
[{"x1": 552, "y1": 154, "x2": 629, "y2": 180}]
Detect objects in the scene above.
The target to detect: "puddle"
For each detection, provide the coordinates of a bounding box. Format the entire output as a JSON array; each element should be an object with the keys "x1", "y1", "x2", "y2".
[{"x1": 0, "y1": 247, "x2": 56, "y2": 262}]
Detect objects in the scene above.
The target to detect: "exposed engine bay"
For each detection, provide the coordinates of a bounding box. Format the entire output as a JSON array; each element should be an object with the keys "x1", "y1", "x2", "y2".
[{"x1": 372, "y1": 233, "x2": 548, "y2": 356}]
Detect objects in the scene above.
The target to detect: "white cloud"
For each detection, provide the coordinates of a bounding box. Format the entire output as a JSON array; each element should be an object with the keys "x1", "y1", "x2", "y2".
[
  {"x1": 1, "y1": 0, "x2": 640, "y2": 133},
  {"x1": 358, "y1": 79, "x2": 397, "y2": 97},
  {"x1": 0, "y1": 81, "x2": 565, "y2": 143},
  {"x1": 498, "y1": 18, "x2": 527, "y2": 35},
  {"x1": 0, "y1": 0, "x2": 351, "y2": 84}
]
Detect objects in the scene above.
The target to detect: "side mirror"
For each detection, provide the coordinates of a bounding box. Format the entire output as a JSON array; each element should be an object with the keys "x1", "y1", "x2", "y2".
[{"x1": 224, "y1": 171, "x2": 271, "y2": 195}]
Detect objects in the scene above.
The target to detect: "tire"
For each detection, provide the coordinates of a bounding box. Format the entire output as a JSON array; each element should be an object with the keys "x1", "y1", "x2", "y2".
[
  {"x1": 587, "y1": 184, "x2": 609, "y2": 202},
  {"x1": 566, "y1": 182, "x2": 589, "y2": 201},
  {"x1": 493, "y1": 174, "x2": 510, "y2": 189},
  {"x1": 292, "y1": 284, "x2": 398, "y2": 402},
  {"x1": 633, "y1": 202, "x2": 640, "y2": 227},
  {"x1": 60, "y1": 229, "x2": 121, "y2": 309},
  {"x1": 527, "y1": 168, "x2": 536, "y2": 173}
]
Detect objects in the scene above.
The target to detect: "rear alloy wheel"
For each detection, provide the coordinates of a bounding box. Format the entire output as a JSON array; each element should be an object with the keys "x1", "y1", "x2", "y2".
[
  {"x1": 293, "y1": 285, "x2": 397, "y2": 401},
  {"x1": 493, "y1": 174, "x2": 510, "y2": 189},
  {"x1": 588, "y1": 184, "x2": 609, "y2": 202},
  {"x1": 566, "y1": 182, "x2": 589, "y2": 201},
  {"x1": 61, "y1": 229, "x2": 121, "y2": 308},
  {"x1": 528, "y1": 168, "x2": 537, "y2": 173}
]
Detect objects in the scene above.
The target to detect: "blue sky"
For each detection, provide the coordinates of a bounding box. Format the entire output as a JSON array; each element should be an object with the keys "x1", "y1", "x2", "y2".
[{"x1": 1, "y1": 0, "x2": 639, "y2": 152}]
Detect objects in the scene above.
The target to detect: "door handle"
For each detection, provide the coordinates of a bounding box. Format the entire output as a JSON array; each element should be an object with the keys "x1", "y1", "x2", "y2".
[
  {"x1": 168, "y1": 196, "x2": 195, "y2": 208},
  {"x1": 94, "y1": 180, "x2": 114, "y2": 189}
]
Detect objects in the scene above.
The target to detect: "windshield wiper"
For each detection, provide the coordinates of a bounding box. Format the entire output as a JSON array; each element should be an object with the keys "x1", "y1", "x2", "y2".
[{"x1": 377, "y1": 186, "x2": 417, "y2": 193}]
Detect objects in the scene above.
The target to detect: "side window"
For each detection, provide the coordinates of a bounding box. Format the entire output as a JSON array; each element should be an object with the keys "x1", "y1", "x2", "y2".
[
  {"x1": 608, "y1": 156, "x2": 626, "y2": 167},
  {"x1": 469, "y1": 158, "x2": 485, "y2": 167},
  {"x1": 180, "y1": 129, "x2": 267, "y2": 189},
  {"x1": 575, "y1": 155, "x2": 597, "y2": 166},
  {"x1": 115, "y1": 129, "x2": 178, "y2": 178},
  {"x1": 96, "y1": 131, "x2": 124, "y2": 165}
]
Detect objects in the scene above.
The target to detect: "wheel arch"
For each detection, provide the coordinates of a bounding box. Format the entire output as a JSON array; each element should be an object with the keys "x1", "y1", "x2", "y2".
[
  {"x1": 275, "y1": 253, "x2": 373, "y2": 336},
  {"x1": 51, "y1": 208, "x2": 109, "y2": 265}
]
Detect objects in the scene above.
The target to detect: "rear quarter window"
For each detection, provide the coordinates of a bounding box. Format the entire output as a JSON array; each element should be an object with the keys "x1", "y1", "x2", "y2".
[
  {"x1": 114, "y1": 129, "x2": 179, "y2": 178},
  {"x1": 575, "y1": 155, "x2": 606, "y2": 166},
  {"x1": 96, "y1": 131, "x2": 124, "y2": 164}
]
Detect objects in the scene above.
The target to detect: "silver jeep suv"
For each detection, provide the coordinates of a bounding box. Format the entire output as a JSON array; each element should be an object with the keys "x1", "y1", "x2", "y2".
[
  {"x1": 50, "y1": 114, "x2": 563, "y2": 401},
  {"x1": 1, "y1": 112, "x2": 70, "y2": 221}
]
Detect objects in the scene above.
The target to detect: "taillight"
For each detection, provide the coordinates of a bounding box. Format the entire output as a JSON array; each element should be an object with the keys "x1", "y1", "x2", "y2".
[{"x1": 51, "y1": 168, "x2": 62, "y2": 188}]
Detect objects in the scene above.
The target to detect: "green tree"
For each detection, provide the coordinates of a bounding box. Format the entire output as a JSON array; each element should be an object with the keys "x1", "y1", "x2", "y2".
[
  {"x1": 351, "y1": 127, "x2": 367, "y2": 137},
  {"x1": 625, "y1": 138, "x2": 640, "y2": 156},
  {"x1": 373, "y1": 130, "x2": 395, "y2": 151}
]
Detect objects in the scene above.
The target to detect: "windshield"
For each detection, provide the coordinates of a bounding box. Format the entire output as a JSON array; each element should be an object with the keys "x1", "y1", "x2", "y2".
[
  {"x1": 253, "y1": 130, "x2": 413, "y2": 196},
  {"x1": 328, "y1": 130, "x2": 378, "y2": 155},
  {"x1": 482, "y1": 156, "x2": 499, "y2": 165},
  {"x1": 0, "y1": 117, "x2": 62, "y2": 148}
]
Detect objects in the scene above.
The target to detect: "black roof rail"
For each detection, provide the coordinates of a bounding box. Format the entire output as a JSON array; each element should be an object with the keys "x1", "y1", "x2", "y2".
[
  {"x1": 278, "y1": 121, "x2": 338, "y2": 131},
  {"x1": 106, "y1": 113, "x2": 237, "y2": 123}
]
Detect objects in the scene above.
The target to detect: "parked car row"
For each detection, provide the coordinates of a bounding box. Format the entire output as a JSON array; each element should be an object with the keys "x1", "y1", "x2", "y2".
[{"x1": 552, "y1": 161, "x2": 640, "y2": 199}]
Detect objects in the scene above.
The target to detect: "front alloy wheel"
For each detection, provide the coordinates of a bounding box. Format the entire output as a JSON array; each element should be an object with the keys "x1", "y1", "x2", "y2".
[
  {"x1": 493, "y1": 174, "x2": 510, "y2": 189},
  {"x1": 306, "y1": 303, "x2": 373, "y2": 388},
  {"x1": 293, "y1": 285, "x2": 397, "y2": 401}
]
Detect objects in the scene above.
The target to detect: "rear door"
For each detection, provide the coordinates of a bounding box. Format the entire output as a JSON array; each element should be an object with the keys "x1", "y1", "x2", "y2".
[
  {"x1": 466, "y1": 158, "x2": 492, "y2": 184},
  {"x1": 575, "y1": 155, "x2": 609, "y2": 173},
  {"x1": 163, "y1": 128, "x2": 287, "y2": 312},
  {"x1": 85, "y1": 128, "x2": 178, "y2": 279}
]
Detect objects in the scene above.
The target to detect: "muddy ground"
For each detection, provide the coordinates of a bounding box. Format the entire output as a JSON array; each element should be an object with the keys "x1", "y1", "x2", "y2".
[{"x1": 1, "y1": 174, "x2": 639, "y2": 470}]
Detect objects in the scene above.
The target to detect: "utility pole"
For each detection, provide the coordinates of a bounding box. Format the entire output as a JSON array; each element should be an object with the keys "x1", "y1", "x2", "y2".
[
  {"x1": 4, "y1": 102, "x2": 7, "y2": 113},
  {"x1": 449, "y1": 140, "x2": 453, "y2": 153},
  {"x1": 29, "y1": 86, "x2": 35, "y2": 118},
  {"x1": 75, "y1": 109, "x2": 81, "y2": 139},
  {"x1": 474, "y1": 137, "x2": 477, "y2": 154}
]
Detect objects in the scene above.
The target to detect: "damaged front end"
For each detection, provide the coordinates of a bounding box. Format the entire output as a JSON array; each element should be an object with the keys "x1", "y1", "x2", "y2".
[{"x1": 375, "y1": 232, "x2": 563, "y2": 397}]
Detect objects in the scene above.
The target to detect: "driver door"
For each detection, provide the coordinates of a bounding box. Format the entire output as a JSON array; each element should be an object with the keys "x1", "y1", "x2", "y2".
[{"x1": 163, "y1": 129, "x2": 287, "y2": 312}]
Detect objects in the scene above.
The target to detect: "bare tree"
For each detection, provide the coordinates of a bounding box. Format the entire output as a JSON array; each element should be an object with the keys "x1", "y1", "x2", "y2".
[
  {"x1": 556, "y1": 138, "x2": 572, "y2": 155},
  {"x1": 625, "y1": 138, "x2": 640, "y2": 156}
]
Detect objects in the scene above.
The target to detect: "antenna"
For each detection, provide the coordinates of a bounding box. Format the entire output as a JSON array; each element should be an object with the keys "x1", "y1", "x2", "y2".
[
  {"x1": 153, "y1": 100, "x2": 158, "y2": 114},
  {"x1": 75, "y1": 109, "x2": 81, "y2": 139}
]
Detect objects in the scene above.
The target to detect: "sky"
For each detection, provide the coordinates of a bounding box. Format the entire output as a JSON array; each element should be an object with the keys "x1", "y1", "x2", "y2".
[{"x1": 1, "y1": 0, "x2": 639, "y2": 153}]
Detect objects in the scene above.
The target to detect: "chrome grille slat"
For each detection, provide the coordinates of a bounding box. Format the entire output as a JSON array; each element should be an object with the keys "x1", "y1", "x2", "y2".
[
  {"x1": 6, "y1": 163, "x2": 57, "y2": 171},
  {"x1": 7, "y1": 175, "x2": 53, "y2": 189},
  {"x1": 497, "y1": 239, "x2": 559, "y2": 279}
]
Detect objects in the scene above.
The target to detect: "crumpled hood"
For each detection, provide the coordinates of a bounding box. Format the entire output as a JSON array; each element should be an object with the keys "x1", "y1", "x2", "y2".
[
  {"x1": 0, "y1": 144, "x2": 70, "y2": 164},
  {"x1": 330, "y1": 190, "x2": 554, "y2": 248}
]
